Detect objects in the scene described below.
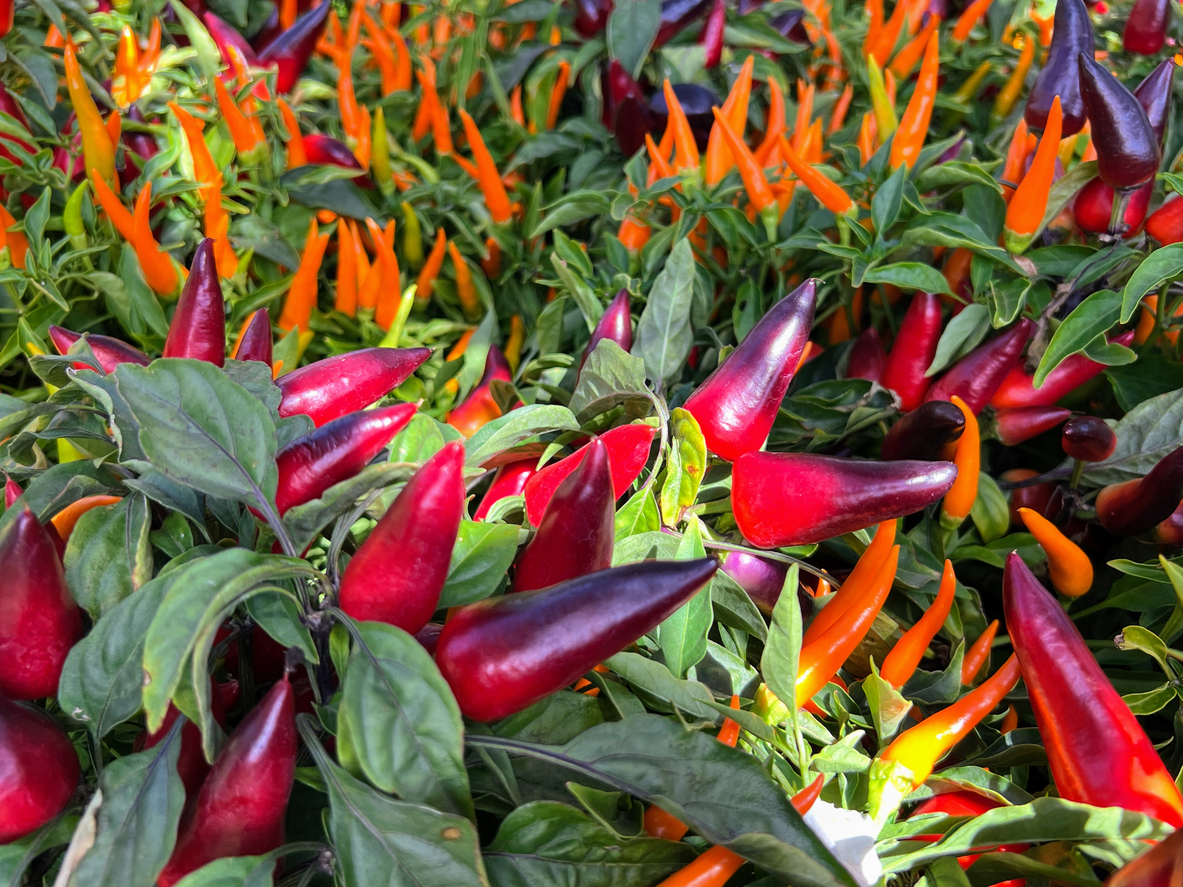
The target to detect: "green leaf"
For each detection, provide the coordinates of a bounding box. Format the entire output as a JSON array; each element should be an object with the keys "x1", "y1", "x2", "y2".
[
  {"x1": 172, "y1": 853, "x2": 279, "y2": 887},
  {"x1": 659, "y1": 408, "x2": 707, "y2": 527},
  {"x1": 862, "y1": 262, "x2": 953, "y2": 295},
  {"x1": 607, "y1": 0, "x2": 661, "y2": 79},
  {"x1": 926, "y1": 304, "x2": 991, "y2": 377},
  {"x1": 65, "y1": 726, "x2": 185, "y2": 887},
  {"x1": 985, "y1": 278, "x2": 1032, "y2": 328},
  {"x1": 113, "y1": 360, "x2": 279, "y2": 511},
  {"x1": 464, "y1": 405, "x2": 580, "y2": 467},
  {"x1": 64, "y1": 496, "x2": 152, "y2": 617},
  {"x1": 1121, "y1": 243, "x2": 1183, "y2": 323},
  {"x1": 871, "y1": 165, "x2": 907, "y2": 235},
  {"x1": 283, "y1": 462, "x2": 417, "y2": 555},
  {"x1": 340, "y1": 622, "x2": 472, "y2": 817},
  {"x1": 168, "y1": 0, "x2": 221, "y2": 82},
  {"x1": 658, "y1": 520, "x2": 712, "y2": 677},
  {"x1": 761, "y1": 565, "x2": 802, "y2": 711},
  {"x1": 970, "y1": 472, "x2": 1009, "y2": 544},
  {"x1": 615, "y1": 488, "x2": 661, "y2": 539},
  {"x1": 635, "y1": 239, "x2": 696, "y2": 385},
  {"x1": 604, "y1": 651, "x2": 724, "y2": 723},
  {"x1": 439, "y1": 520, "x2": 519, "y2": 608},
  {"x1": 484, "y1": 801, "x2": 694, "y2": 887},
  {"x1": 390, "y1": 414, "x2": 464, "y2": 463},
  {"x1": 1034, "y1": 289, "x2": 1122, "y2": 387},
  {"x1": 570, "y1": 340, "x2": 652, "y2": 423},
  {"x1": 864, "y1": 668, "x2": 914, "y2": 744}
]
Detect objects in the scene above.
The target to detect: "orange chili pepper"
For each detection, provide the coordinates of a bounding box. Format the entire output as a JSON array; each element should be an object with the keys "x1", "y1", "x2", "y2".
[
  {"x1": 710, "y1": 108, "x2": 778, "y2": 237},
  {"x1": 1000, "y1": 119, "x2": 1032, "y2": 200},
  {"x1": 279, "y1": 99, "x2": 307, "y2": 169},
  {"x1": 448, "y1": 241, "x2": 480, "y2": 320},
  {"x1": 51, "y1": 495, "x2": 123, "y2": 540},
  {"x1": 169, "y1": 103, "x2": 219, "y2": 197},
  {"x1": 753, "y1": 77, "x2": 786, "y2": 168},
  {"x1": 368, "y1": 218, "x2": 402, "y2": 329},
  {"x1": 942, "y1": 396, "x2": 979, "y2": 523},
  {"x1": 545, "y1": 60, "x2": 570, "y2": 131},
  {"x1": 415, "y1": 227, "x2": 447, "y2": 306},
  {"x1": 509, "y1": 84, "x2": 525, "y2": 126},
  {"x1": 1001, "y1": 704, "x2": 1019, "y2": 733},
  {"x1": 793, "y1": 774, "x2": 825, "y2": 815},
  {"x1": 804, "y1": 521, "x2": 897, "y2": 645},
  {"x1": 803, "y1": 118, "x2": 824, "y2": 164},
  {"x1": 1004, "y1": 94, "x2": 1061, "y2": 253},
  {"x1": 345, "y1": 0, "x2": 364, "y2": 49},
  {"x1": 353, "y1": 104, "x2": 372, "y2": 169},
  {"x1": 429, "y1": 88, "x2": 453, "y2": 155},
  {"x1": 215, "y1": 78, "x2": 263, "y2": 159},
  {"x1": 481, "y1": 236, "x2": 501, "y2": 279},
  {"x1": 617, "y1": 216, "x2": 651, "y2": 252},
  {"x1": 857, "y1": 112, "x2": 876, "y2": 165},
  {"x1": 654, "y1": 847, "x2": 745, "y2": 887},
  {"x1": 411, "y1": 70, "x2": 435, "y2": 142},
  {"x1": 704, "y1": 55, "x2": 755, "y2": 184},
  {"x1": 778, "y1": 135, "x2": 855, "y2": 216},
  {"x1": 361, "y1": 10, "x2": 399, "y2": 95},
  {"x1": 868, "y1": 0, "x2": 909, "y2": 65},
  {"x1": 961, "y1": 619, "x2": 999, "y2": 684},
  {"x1": 335, "y1": 219, "x2": 358, "y2": 316},
  {"x1": 863, "y1": 0, "x2": 885, "y2": 57},
  {"x1": 280, "y1": 0, "x2": 296, "y2": 30},
  {"x1": 663, "y1": 80, "x2": 700, "y2": 172},
  {"x1": 716, "y1": 693, "x2": 742, "y2": 748},
  {"x1": 889, "y1": 31, "x2": 939, "y2": 169},
  {"x1": 458, "y1": 109, "x2": 513, "y2": 223},
  {"x1": 204, "y1": 175, "x2": 237, "y2": 279},
  {"x1": 797, "y1": 546, "x2": 900, "y2": 707},
  {"x1": 390, "y1": 26, "x2": 413, "y2": 92},
  {"x1": 338, "y1": 51, "x2": 362, "y2": 142},
  {"x1": 65, "y1": 42, "x2": 116, "y2": 187},
  {"x1": 993, "y1": 33, "x2": 1036, "y2": 120},
  {"x1": 646, "y1": 133, "x2": 676, "y2": 181},
  {"x1": 889, "y1": 13, "x2": 940, "y2": 80},
  {"x1": 827, "y1": 82, "x2": 855, "y2": 134},
  {"x1": 131, "y1": 184, "x2": 181, "y2": 295},
  {"x1": 880, "y1": 559, "x2": 956, "y2": 688},
  {"x1": 90, "y1": 170, "x2": 135, "y2": 241},
  {"x1": 44, "y1": 24, "x2": 65, "y2": 48},
  {"x1": 280, "y1": 217, "x2": 330, "y2": 332},
  {"x1": 792, "y1": 79, "x2": 815, "y2": 153},
  {"x1": 0, "y1": 204, "x2": 28, "y2": 270},
  {"x1": 952, "y1": 0, "x2": 994, "y2": 42},
  {"x1": 1019, "y1": 508, "x2": 1093, "y2": 597}
]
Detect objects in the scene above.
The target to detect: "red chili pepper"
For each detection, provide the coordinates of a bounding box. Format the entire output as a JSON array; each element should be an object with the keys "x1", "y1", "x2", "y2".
[
  {"x1": 880, "y1": 401, "x2": 965, "y2": 461},
  {"x1": 157, "y1": 676, "x2": 297, "y2": 887},
  {"x1": 0, "y1": 696, "x2": 80, "y2": 843},
  {"x1": 276, "y1": 404, "x2": 417, "y2": 515},
  {"x1": 1004, "y1": 552, "x2": 1183, "y2": 825},
  {"x1": 276, "y1": 346, "x2": 431, "y2": 427},
  {"x1": 1024, "y1": 0, "x2": 1092, "y2": 136},
  {"x1": 732, "y1": 453, "x2": 957, "y2": 548},
  {"x1": 1078, "y1": 55, "x2": 1161, "y2": 192},
  {"x1": 881, "y1": 559, "x2": 956, "y2": 689},
  {"x1": 523, "y1": 424, "x2": 656, "y2": 524},
  {"x1": 960, "y1": 619, "x2": 998, "y2": 684},
  {"x1": 881, "y1": 291, "x2": 942, "y2": 411},
  {"x1": 1074, "y1": 177, "x2": 1153, "y2": 238},
  {"x1": 437, "y1": 559, "x2": 718, "y2": 721},
  {"x1": 1096, "y1": 445, "x2": 1183, "y2": 537},
  {"x1": 683, "y1": 279, "x2": 816, "y2": 463},
  {"x1": 48, "y1": 324, "x2": 150, "y2": 374},
  {"x1": 338, "y1": 441, "x2": 465, "y2": 634},
  {"x1": 581, "y1": 289, "x2": 633, "y2": 369},
  {"x1": 604, "y1": 60, "x2": 654, "y2": 156},
  {"x1": 0, "y1": 505, "x2": 82, "y2": 700},
  {"x1": 474, "y1": 460, "x2": 537, "y2": 520},
  {"x1": 1001, "y1": 468, "x2": 1054, "y2": 526},
  {"x1": 925, "y1": 319, "x2": 1032, "y2": 414},
  {"x1": 231, "y1": 308, "x2": 273, "y2": 365},
  {"x1": 1146, "y1": 196, "x2": 1183, "y2": 245},
  {"x1": 993, "y1": 405, "x2": 1071, "y2": 446},
  {"x1": 514, "y1": 437, "x2": 614, "y2": 592},
  {"x1": 257, "y1": 1, "x2": 331, "y2": 93},
  {"x1": 4, "y1": 476, "x2": 20, "y2": 508},
  {"x1": 447, "y1": 346, "x2": 513, "y2": 438},
  {"x1": 847, "y1": 327, "x2": 886, "y2": 382},
  {"x1": 202, "y1": 11, "x2": 259, "y2": 68},
  {"x1": 1123, "y1": 0, "x2": 1171, "y2": 54},
  {"x1": 990, "y1": 330, "x2": 1135, "y2": 408},
  {"x1": 163, "y1": 239, "x2": 226, "y2": 367},
  {"x1": 700, "y1": 0, "x2": 726, "y2": 67}
]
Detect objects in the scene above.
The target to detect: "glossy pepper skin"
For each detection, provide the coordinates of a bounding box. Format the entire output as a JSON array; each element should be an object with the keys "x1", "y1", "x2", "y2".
[
  {"x1": 156, "y1": 677, "x2": 297, "y2": 887},
  {"x1": 0, "y1": 697, "x2": 80, "y2": 843},
  {"x1": 514, "y1": 437, "x2": 614, "y2": 592},
  {"x1": 1074, "y1": 177, "x2": 1152, "y2": 237},
  {"x1": 48, "y1": 325, "x2": 150, "y2": 374},
  {"x1": 1061, "y1": 416, "x2": 1116, "y2": 462},
  {"x1": 881, "y1": 292, "x2": 942, "y2": 411},
  {"x1": 573, "y1": 0, "x2": 613, "y2": 36},
  {"x1": 436, "y1": 558, "x2": 718, "y2": 721},
  {"x1": 448, "y1": 346, "x2": 512, "y2": 439},
  {"x1": 1134, "y1": 58, "x2": 1174, "y2": 141},
  {"x1": 1078, "y1": 54, "x2": 1161, "y2": 192},
  {"x1": 994, "y1": 405, "x2": 1071, "y2": 446},
  {"x1": 732, "y1": 452, "x2": 958, "y2": 548},
  {"x1": 1095, "y1": 445, "x2": 1183, "y2": 536},
  {"x1": 232, "y1": 308, "x2": 272, "y2": 365},
  {"x1": 1004, "y1": 553, "x2": 1183, "y2": 826},
  {"x1": 1104, "y1": 827, "x2": 1183, "y2": 886},
  {"x1": 1024, "y1": 0, "x2": 1092, "y2": 136},
  {"x1": 604, "y1": 61, "x2": 653, "y2": 156},
  {"x1": 338, "y1": 442, "x2": 465, "y2": 634},
  {"x1": 581, "y1": 289, "x2": 633, "y2": 368},
  {"x1": 256, "y1": 1, "x2": 331, "y2": 93},
  {"x1": 474, "y1": 460, "x2": 536, "y2": 520},
  {"x1": 720, "y1": 551, "x2": 789, "y2": 614},
  {"x1": 277, "y1": 346, "x2": 430, "y2": 427},
  {"x1": 523, "y1": 423, "x2": 656, "y2": 524},
  {"x1": 0, "y1": 505, "x2": 83, "y2": 700},
  {"x1": 202, "y1": 11, "x2": 259, "y2": 68},
  {"x1": 683, "y1": 279, "x2": 816, "y2": 463},
  {"x1": 847, "y1": 328, "x2": 885, "y2": 382},
  {"x1": 275, "y1": 404, "x2": 417, "y2": 515},
  {"x1": 991, "y1": 330, "x2": 1135, "y2": 408},
  {"x1": 880, "y1": 401, "x2": 965, "y2": 461},
  {"x1": 163, "y1": 239, "x2": 225, "y2": 367},
  {"x1": 1123, "y1": 0, "x2": 1171, "y2": 54},
  {"x1": 1146, "y1": 197, "x2": 1183, "y2": 245},
  {"x1": 925, "y1": 319, "x2": 1033, "y2": 415}
]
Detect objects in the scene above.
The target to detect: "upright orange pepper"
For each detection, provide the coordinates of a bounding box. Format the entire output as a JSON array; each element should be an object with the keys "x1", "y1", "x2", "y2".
[
  {"x1": 367, "y1": 218, "x2": 402, "y2": 329},
  {"x1": 857, "y1": 112, "x2": 876, "y2": 165},
  {"x1": 804, "y1": 521, "x2": 896, "y2": 644},
  {"x1": 448, "y1": 241, "x2": 480, "y2": 320},
  {"x1": 0, "y1": 205, "x2": 28, "y2": 270},
  {"x1": 880, "y1": 559, "x2": 956, "y2": 688},
  {"x1": 130, "y1": 184, "x2": 181, "y2": 295},
  {"x1": 335, "y1": 220, "x2": 358, "y2": 316},
  {"x1": 411, "y1": 69, "x2": 435, "y2": 141},
  {"x1": 942, "y1": 396, "x2": 979, "y2": 523},
  {"x1": 481, "y1": 237, "x2": 501, "y2": 279},
  {"x1": 889, "y1": 31, "x2": 939, "y2": 169},
  {"x1": 827, "y1": 83, "x2": 855, "y2": 134},
  {"x1": 1000, "y1": 119, "x2": 1033, "y2": 200},
  {"x1": 215, "y1": 79, "x2": 263, "y2": 160},
  {"x1": 863, "y1": 0, "x2": 885, "y2": 57},
  {"x1": 390, "y1": 26, "x2": 413, "y2": 92},
  {"x1": 617, "y1": 216, "x2": 651, "y2": 252},
  {"x1": 429, "y1": 90, "x2": 453, "y2": 155},
  {"x1": 90, "y1": 171, "x2": 135, "y2": 241},
  {"x1": 867, "y1": 0, "x2": 909, "y2": 64},
  {"x1": 952, "y1": 0, "x2": 994, "y2": 42},
  {"x1": 338, "y1": 50, "x2": 362, "y2": 143},
  {"x1": 458, "y1": 109, "x2": 513, "y2": 223},
  {"x1": 889, "y1": 14, "x2": 940, "y2": 79},
  {"x1": 778, "y1": 135, "x2": 855, "y2": 216},
  {"x1": 169, "y1": 103, "x2": 219, "y2": 197},
  {"x1": 704, "y1": 56, "x2": 755, "y2": 184},
  {"x1": 663, "y1": 80, "x2": 700, "y2": 172},
  {"x1": 1019, "y1": 508, "x2": 1093, "y2": 597},
  {"x1": 504, "y1": 314, "x2": 523, "y2": 372},
  {"x1": 415, "y1": 227, "x2": 447, "y2": 306},
  {"x1": 993, "y1": 34, "x2": 1036, "y2": 120},
  {"x1": 961, "y1": 619, "x2": 999, "y2": 684},
  {"x1": 753, "y1": 77, "x2": 786, "y2": 167},
  {"x1": 1004, "y1": 95, "x2": 1061, "y2": 253},
  {"x1": 509, "y1": 84, "x2": 526, "y2": 126},
  {"x1": 545, "y1": 60, "x2": 570, "y2": 131},
  {"x1": 278, "y1": 99, "x2": 307, "y2": 169},
  {"x1": 711, "y1": 108, "x2": 778, "y2": 237},
  {"x1": 792, "y1": 79, "x2": 815, "y2": 153},
  {"x1": 361, "y1": 11, "x2": 399, "y2": 95},
  {"x1": 65, "y1": 42, "x2": 116, "y2": 187},
  {"x1": 204, "y1": 175, "x2": 237, "y2": 279},
  {"x1": 280, "y1": 218, "x2": 330, "y2": 332}
]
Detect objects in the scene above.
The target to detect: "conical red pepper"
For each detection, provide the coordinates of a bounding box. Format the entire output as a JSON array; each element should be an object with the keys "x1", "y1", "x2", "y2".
[
  {"x1": 994, "y1": 405, "x2": 1070, "y2": 446},
  {"x1": 447, "y1": 346, "x2": 512, "y2": 439},
  {"x1": 1003, "y1": 553, "x2": 1183, "y2": 826},
  {"x1": 514, "y1": 437, "x2": 614, "y2": 592},
  {"x1": 1147, "y1": 197, "x2": 1183, "y2": 245},
  {"x1": 847, "y1": 328, "x2": 885, "y2": 382},
  {"x1": 732, "y1": 452, "x2": 957, "y2": 547},
  {"x1": 1078, "y1": 54, "x2": 1161, "y2": 192},
  {"x1": 157, "y1": 676, "x2": 297, "y2": 887},
  {"x1": 49, "y1": 324, "x2": 150, "y2": 374},
  {"x1": 523, "y1": 423, "x2": 656, "y2": 524},
  {"x1": 1024, "y1": 0, "x2": 1092, "y2": 136},
  {"x1": 0, "y1": 504, "x2": 83, "y2": 700},
  {"x1": 1095, "y1": 445, "x2": 1183, "y2": 536},
  {"x1": 137, "y1": 679, "x2": 239, "y2": 797},
  {"x1": 256, "y1": 1, "x2": 331, "y2": 93},
  {"x1": 276, "y1": 404, "x2": 417, "y2": 515},
  {"x1": 436, "y1": 558, "x2": 718, "y2": 721},
  {"x1": 990, "y1": 330, "x2": 1135, "y2": 408},
  {"x1": 4, "y1": 476, "x2": 20, "y2": 507},
  {"x1": 580, "y1": 288, "x2": 633, "y2": 369},
  {"x1": 925, "y1": 319, "x2": 1033, "y2": 414},
  {"x1": 0, "y1": 696, "x2": 80, "y2": 843},
  {"x1": 880, "y1": 401, "x2": 965, "y2": 461},
  {"x1": 232, "y1": 308, "x2": 273, "y2": 365},
  {"x1": 474, "y1": 460, "x2": 537, "y2": 520},
  {"x1": 338, "y1": 441, "x2": 464, "y2": 634},
  {"x1": 683, "y1": 279, "x2": 816, "y2": 463},
  {"x1": 881, "y1": 292, "x2": 942, "y2": 411},
  {"x1": 277, "y1": 346, "x2": 430, "y2": 427},
  {"x1": 1123, "y1": 0, "x2": 1171, "y2": 55},
  {"x1": 163, "y1": 239, "x2": 226, "y2": 367}
]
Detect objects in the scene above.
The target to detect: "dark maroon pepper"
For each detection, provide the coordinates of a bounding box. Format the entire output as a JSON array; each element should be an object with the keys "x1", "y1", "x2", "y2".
[
  {"x1": 573, "y1": 0, "x2": 614, "y2": 36},
  {"x1": 232, "y1": 308, "x2": 273, "y2": 365},
  {"x1": 1095, "y1": 445, "x2": 1183, "y2": 536},
  {"x1": 654, "y1": 0, "x2": 712, "y2": 46},
  {"x1": 163, "y1": 239, "x2": 226, "y2": 367},
  {"x1": 605, "y1": 60, "x2": 654, "y2": 156},
  {"x1": 1134, "y1": 58, "x2": 1174, "y2": 141},
  {"x1": 1077, "y1": 54, "x2": 1161, "y2": 192},
  {"x1": 48, "y1": 325, "x2": 151, "y2": 374},
  {"x1": 924, "y1": 318, "x2": 1033, "y2": 414},
  {"x1": 302, "y1": 133, "x2": 375, "y2": 187},
  {"x1": 847, "y1": 328, "x2": 886, "y2": 382},
  {"x1": 276, "y1": 346, "x2": 431, "y2": 427},
  {"x1": 721, "y1": 550, "x2": 788, "y2": 613},
  {"x1": 256, "y1": 1, "x2": 332, "y2": 93},
  {"x1": 581, "y1": 288, "x2": 633, "y2": 368},
  {"x1": 770, "y1": 8, "x2": 810, "y2": 42},
  {"x1": 1024, "y1": 0, "x2": 1092, "y2": 136},
  {"x1": 880, "y1": 400, "x2": 965, "y2": 461},
  {"x1": 1061, "y1": 416, "x2": 1117, "y2": 462}
]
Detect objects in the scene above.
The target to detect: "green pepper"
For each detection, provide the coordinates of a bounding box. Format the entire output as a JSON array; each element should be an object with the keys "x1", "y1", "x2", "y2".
[{"x1": 401, "y1": 201, "x2": 424, "y2": 269}]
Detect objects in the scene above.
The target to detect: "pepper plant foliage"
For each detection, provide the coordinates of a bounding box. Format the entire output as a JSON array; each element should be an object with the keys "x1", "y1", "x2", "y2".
[{"x1": 9, "y1": 0, "x2": 1183, "y2": 883}]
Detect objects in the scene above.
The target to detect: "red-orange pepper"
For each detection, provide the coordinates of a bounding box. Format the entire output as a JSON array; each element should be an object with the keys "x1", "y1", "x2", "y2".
[
  {"x1": 169, "y1": 102, "x2": 219, "y2": 197},
  {"x1": 415, "y1": 227, "x2": 447, "y2": 307},
  {"x1": 889, "y1": 30, "x2": 938, "y2": 169},
  {"x1": 941, "y1": 396, "x2": 979, "y2": 523},
  {"x1": 335, "y1": 220, "x2": 357, "y2": 316},
  {"x1": 710, "y1": 108, "x2": 778, "y2": 237},
  {"x1": 704, "y1": 56, "x2": 755, "y2": 184},
  {"x1": 132, "y1": 184, "x2": 181, "y2": 296},
  {"x1": 880, "y1": 559, "x2": 955, "y2": 688},
  {"x1": 804, "y1": 521, "x2": 896, "y2": 645},
  {"x1": 278, "y1": 98, "x2": 307, "y2": 169},
  {"x1": 458, "y1": 109, "x2": 513, "y2": 223},
  {"x1": 778, "y1": 135, "x2": 855, "y2": 216},
  {"x1": 753, "y1": 77, "x2": 786, "y2": 167},
  {"x1": 65, "y1": 42, "x2": 117, "y2": 187},
  {"x1": 545, "y1": 60, "x2": 571, "y2": 131},
  {"x1": 961, "y1": 619, "x2": 998, "y2": 684}
]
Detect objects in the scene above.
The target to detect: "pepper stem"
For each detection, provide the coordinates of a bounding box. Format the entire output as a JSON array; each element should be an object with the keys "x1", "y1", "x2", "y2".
[
  {"x1": 1108, "y1": 187, "x2": 1132, "y2": 238},
  {"x1": 1068, "y1": 458, "x2": 1085, "y2": 490}
]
